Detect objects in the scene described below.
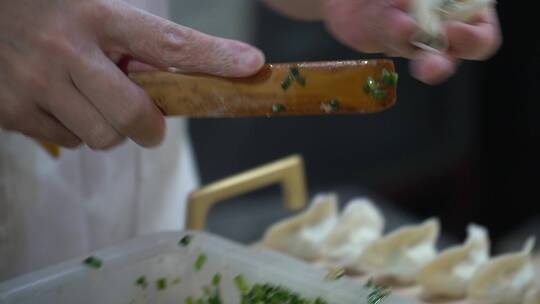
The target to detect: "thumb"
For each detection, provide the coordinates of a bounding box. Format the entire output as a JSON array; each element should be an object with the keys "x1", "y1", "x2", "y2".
[{"x1": 104, "y1": 2, "x2": 265, "y2": 77}]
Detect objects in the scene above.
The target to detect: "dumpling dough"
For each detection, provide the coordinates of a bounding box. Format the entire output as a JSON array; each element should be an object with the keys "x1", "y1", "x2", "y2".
[
  {"x1": 468, "y1": 238, "x2": 536, "y2": 304},
  {"x1": 411, "y1": 0, "x2": 495, "y2": 51},
  {"x1": 356, "y1": 218, "x2": 440, "y2": 284},
  {"x1": 261, "y1": 193, "x2": 338, "y2": 260},
  {"x1": 411, "y1": 0, "x2": 447, "y2": 51},
  {"x1": 319, "y1": 198, "x2": 384, "y2": 269},
  {"x1": 439, "y1": 0, "x2": 495, "y2": 22},
  {"x1": 417, "y1": 224, "x2": 490, "y2": 299}
]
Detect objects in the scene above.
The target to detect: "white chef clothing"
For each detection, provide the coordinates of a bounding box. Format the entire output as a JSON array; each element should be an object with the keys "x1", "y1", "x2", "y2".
[{"x1": 0, "y1": 0, "x2": 199, "y2": 282}]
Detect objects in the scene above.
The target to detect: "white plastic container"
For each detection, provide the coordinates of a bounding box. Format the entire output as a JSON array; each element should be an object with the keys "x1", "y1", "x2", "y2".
[{"x1": 0, "y1": 231, "x2": 415, "y2": 304}]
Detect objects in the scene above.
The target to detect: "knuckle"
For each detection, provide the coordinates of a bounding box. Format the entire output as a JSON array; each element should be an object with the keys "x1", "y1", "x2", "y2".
[
  {"x1": 86, "y1": 123, "x2": 121, "y2": 150},
  {"x1": 36, "y1": 32, "x2": 77, "y2": 59},
  {"x1": 157, "y1": 26, "x2": 198, "y2": 63},
  {"x1": 21, "y1": 72, "x2": 47, "y2": 93},
  {"x1": 115, "y1": 93, "x2": 150, "y2": 131},
  {"x1": 79, "y1": 0, "x2": 115, "y2": 25},
  {"x1": 160, "y1": 25, "x2": 191, "y2": 52}
]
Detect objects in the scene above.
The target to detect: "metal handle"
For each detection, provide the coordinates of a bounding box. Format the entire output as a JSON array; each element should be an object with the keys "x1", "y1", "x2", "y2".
[{"x1": 187, "y1": 155, "x2": 308, "y2": 230}]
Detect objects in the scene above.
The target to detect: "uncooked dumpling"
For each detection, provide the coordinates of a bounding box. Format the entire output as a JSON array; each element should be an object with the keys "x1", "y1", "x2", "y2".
[
  {"x1": 411, "y1": 0, "x2": 495, "y2": 51},
  {"x1": 319, "y1": 198, "x2": 384, "y2": 269},
  {"x1": 356, "y1": 218, "x2": 440, "y2": 284},
  {"x1": 261, "y1": 193, "x2": 338, "y2": 261},
  {"x1": 439, "y1": 0, "x2": 495, "y2": 22},
  {"x1": 417, "y1": 224, "x2": 490, "y2": 299},
  {"x1": 411, "y1": 0, "x2": 447, "y2": 51},
  {"x1": 468, "y1": 238, "x2": 536, "y2": 304}
]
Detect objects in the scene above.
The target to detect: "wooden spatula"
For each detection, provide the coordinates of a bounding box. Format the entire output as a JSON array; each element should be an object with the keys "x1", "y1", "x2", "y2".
[
  {"x1": 40, "y1": 59, "x2": 398, "y2": 157},
  {"x1": 129, "y1": 59, "x2": 397, "y2": 117}
]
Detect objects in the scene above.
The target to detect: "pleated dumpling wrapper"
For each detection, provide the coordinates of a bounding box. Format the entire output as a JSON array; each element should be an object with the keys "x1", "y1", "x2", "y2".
[
  {"x1": 524, "y1": 288, "x2": 540, "y2": 304},
  {"x1": 261, "y1": 193, "x2": 338, "y2": 261},
  {"x1": 468, "y1": 238, "x2": 536, "y2": 304},
  {"x1": 411, "y1": 0, "x2": 446, "y2": 51},
  {"x1": 411, "y1": 0, "x2": 495, "y2": 52},
  {"x1": 439, "y1": 0, "x2": 496, "y2": 22},
  {"x1": 319, "y1": 198, "x2": 385, "y2": 269},
  {"x1": 417, "y1": 224, "x2": 490, "y2": 299},
  {"x1": 356, "y1": 218, "x2": 440, "y2": 284}
]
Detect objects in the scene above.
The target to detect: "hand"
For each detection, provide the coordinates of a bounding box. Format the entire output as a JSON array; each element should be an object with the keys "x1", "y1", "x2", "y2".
[
  {"x1": 0, "y1": 0, "x2": 265, "y2": 149},
  {"x1": 322, "y1": 0, "x2": 501, "y2": 84}
]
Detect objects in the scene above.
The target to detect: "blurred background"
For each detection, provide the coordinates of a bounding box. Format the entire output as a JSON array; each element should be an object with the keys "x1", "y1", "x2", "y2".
[{"x1": 170, "y1": 1, "x2": 539, "y2": 252}]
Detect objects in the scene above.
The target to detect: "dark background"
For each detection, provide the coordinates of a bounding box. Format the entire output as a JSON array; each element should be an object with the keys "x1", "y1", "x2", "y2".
[{"x1": 189, "y1": 1, "x2": 539, "y2": 250}]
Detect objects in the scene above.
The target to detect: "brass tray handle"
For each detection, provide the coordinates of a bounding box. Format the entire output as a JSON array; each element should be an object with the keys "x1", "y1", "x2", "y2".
[{"x1": 187, "y1": 155, "x2": 308, "y2": 230}]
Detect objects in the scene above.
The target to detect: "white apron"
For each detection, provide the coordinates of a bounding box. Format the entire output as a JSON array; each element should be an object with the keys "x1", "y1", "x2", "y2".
[{"x1": 0, "y1": 0, "x2": 199, "y2": 282}]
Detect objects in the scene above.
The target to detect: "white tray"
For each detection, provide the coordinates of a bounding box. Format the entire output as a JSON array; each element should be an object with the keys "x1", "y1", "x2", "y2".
[{"x1": 0, "y1": 231, "x2": 415, "y2": 304}]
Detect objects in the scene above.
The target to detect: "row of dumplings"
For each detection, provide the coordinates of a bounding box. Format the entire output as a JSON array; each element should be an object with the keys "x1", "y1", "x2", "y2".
[{"x1": 261, "y1": 194, "x2": 539, "y2": 304}]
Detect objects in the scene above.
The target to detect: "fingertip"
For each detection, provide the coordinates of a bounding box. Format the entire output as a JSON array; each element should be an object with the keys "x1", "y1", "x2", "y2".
[
  {"x1": 384, "y1": 8, "x2": 418, "y2": 57},
  {"x1": 136, "y1": 111, "x2": 166, "y2": 148},
  {"x1": 221, "y1": 40, "x2": 266, "y2": 77},
  {"x1": 62, "y1": 138, "x2": 83, "y2": 149},
  {"x1": 446, "y1": 19, "x2": 501, "y2": 60},
  {"x1": 410, "y1": 52, "x2": 457, "y2": 85},
  {"x1": 238, "y1": 47, "x2": 266, "y2": 77}
]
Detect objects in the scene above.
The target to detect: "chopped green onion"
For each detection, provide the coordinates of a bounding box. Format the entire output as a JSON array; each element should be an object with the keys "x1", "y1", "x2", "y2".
[
  {"x1": 314, "y1": 298, "x2": 328, "y2": 304},
  {"x1": 281, "y1": 75, "x2": 293, "y2": 91},
  {"x1": 271, "y1": 103, "x2": 287, "y2": 113},
  {"x1": 281, "y1": 67, "x2": 306, "y2": 91},
  {"x1": 291, "y1": 67, "x2": 306, "y2": 87},
  {"x1": 212, "y1": 273, "x2": 222, "y2": 286},
  {"x1": 172, "y1": 277, "x2": 183, "y2": 285},
  {"x1": 195, "y1": 254, "x2": 207, "y2": 272},
  {"x1": 290, "y1": 67, "x2": 301, "y2": 78},
  {"x1": 368, "y1": 287, "x2": 391, "y2": 304},
  {"x1": 179, "y1": 235, "x2": 193, "y2": 247},
  {"x1": 235, "y1": 280, "x2": 328, "y2": 304},
  {"x1": 364, "y1": 278, "x2": 391, "y2": 304},
  {"x1": 363, "y1": 69, "x2": 398, "y2": 101},
  {"x1": 156, "y1": 278, "x2": 167, "y2": 290},
  {"x1": 234, "y1": 274, "x2": 250, "y2": 295},
  {"x1": 196, "y1": 299, "x2": 205, "y2": 304},
  {"x1": 186, "y1": 275, "x2": 224, "y2": 304},
  {"x1": 135, "y1": 276, "x2": 148, "y2": 289},
  {"x1": 83, "y1": 256, "x2": 103, "y2": 269},
  {"x1": 363, "y1": 83, "x2": 372, "y2": 94},
  {"x1": 296, "y1": 76, "x2": 306, "y2": 87},
  {"x1": 366, "y1": 76, "x2": 378, "y2": 92},
  {"x1": 372, "y1": 89, "x2": 388, "y2": 100},
  {"x1": 381, "y1": 69, "x2": 399, "y2": 86},
  {"x1": 325, "y1": 267, "x2": 345, "y2": 280}
]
